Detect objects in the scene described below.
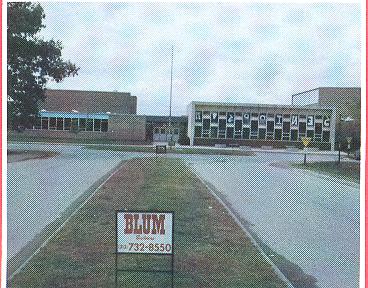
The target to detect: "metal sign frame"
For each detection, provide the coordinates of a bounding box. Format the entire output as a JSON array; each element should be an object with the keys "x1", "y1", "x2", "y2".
[{"x1": 115, "y1": 210, "x2": 175, "y2": 288}]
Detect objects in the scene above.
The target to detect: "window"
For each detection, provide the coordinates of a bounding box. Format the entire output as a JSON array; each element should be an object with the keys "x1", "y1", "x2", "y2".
[
  {"x1": 315, "y1": 123, "x2": 322, "y2": 134},
  {"x1": 41, "y1": 117, "x2": 48, "y2": 130},
  {"x1": 203, "y1": 119, "x2": 210, "y2": 130},
  {"x1": 210, "y1": 127, "x2": 218, "y2": 138},
  {"x1": 194, "y1": 126, "x2": 202, "y2": 137},
  {"x1": 290, "y1": 130, "x2": 298, "y2": 141},
  {"x1": 71, "y1": 118, "x2": 78, "y2": 131},
  {"x1": 79, "y1": 118, "x2": 86, "y2": 131},
  {"x1": 154, "y1": 128, "x2": 160, "y2": 134},
  {"x1": 275, "y1": 129, "x2": 282, "y2": 140},
  {"x1": 101, "y1": 119, "x2": 108, "y2": 132},
  {"x1": 251, "y1": 120, "x2": 258, "y2": 133},
  {"x1": 235, "y1": 120, "x2": 242, "y2": 132},
  {"x1": 259, "y1": 128, "x2": 266, "y2": 139},
  {"x1": 160, "y1": 128, "x2": 166, "y2": 134},
  {"x1": 56, "y1": 118, "x2": 64, "y2": 130},
  {"x1": 267, "y1": 121, "x2": 274, "y2": 132},
  {"x1": 94, "y1": 119, "x2": 101, "y2": 131},
  {"x1": 283, "y1": 121, "x2": 290, "y2": 133},
  {"x1": 218, "y1": 119, "x2": 226, "y2": 138},
  {"x1": 49, "y1": 118, "x2": 56, "y2": 130},
  {"x1": 86, "y1": 119, "x2": 93, "y2": 131},
  {"x1": 202, "y1": 119, "x2": 210, "y2": 138},
  {"x1": 219, "y1": 119, "x2": 226, "y2": 130},
  {"x1": 299, "y1": 122, "x2": 306, "y2": 133},
  {"x1": 322, "y1": 131, "x2": 330, "y2": 142},
  {"x1": 64, "y1": 118, "x2": 71, "y2": 130},
  {"x1": 242, "y1": 128, "x2": 250, "y2": 139},
  {"x1": 195, "y1": 111, "x2": 202, "y2": 122},
  {"x1": 174, "y1": 128, "x2": 179, "y2": 135},
  {"x1": 307, "y1": 130, "x2": 314, "y2": 140},
  {"x1": 226, "y1": 127, "x2": 234, "y2": 139}
]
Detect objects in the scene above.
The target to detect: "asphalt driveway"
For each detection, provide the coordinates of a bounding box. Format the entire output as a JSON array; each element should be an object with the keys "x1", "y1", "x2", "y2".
[{"x1": 185, "y1": 153, "x2": 359, "y2": 288}]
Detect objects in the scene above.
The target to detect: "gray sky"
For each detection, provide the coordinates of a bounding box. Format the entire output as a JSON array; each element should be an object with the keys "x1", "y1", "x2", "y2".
[{"x1": 41, "y1": 2, "x2": 361, "y2": 116}]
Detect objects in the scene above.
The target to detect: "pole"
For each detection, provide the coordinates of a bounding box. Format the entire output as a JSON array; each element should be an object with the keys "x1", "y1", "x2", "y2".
[
  {"x1": 304, "y1": 153, "x2": 306, "y2": 165},
  {"x1": 168, "y1": 46, "x2": 174, "y2": 146},
  {"x1": 338, "y1": 143, "x2": 341, "y2": 164}
]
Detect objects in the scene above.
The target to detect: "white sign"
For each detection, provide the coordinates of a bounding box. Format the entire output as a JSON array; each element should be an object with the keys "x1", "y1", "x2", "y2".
[
  {"x1": 117, "y1": 211, "x2": 173, "y2": 254},
  {"x1": 323, "y1": 116, "x2": 330, "y2": 127},
  {"x1": 291, "y1": 115, "x2": 298, "y2": 126},
  {"x1": 307, "y1": 115, "x2": 314, "y2": 126}
]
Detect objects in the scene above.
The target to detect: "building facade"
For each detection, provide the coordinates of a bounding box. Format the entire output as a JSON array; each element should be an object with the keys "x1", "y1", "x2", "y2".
[
  {"x1": 292, "y1": 87, "x2": 361, "y2": 150},
  {"x1": 12, "y1": 89, "x2": 147, "y2": 143},
  {"x1": 187, "y1": 102, "x2": 336, "y2": 150}
]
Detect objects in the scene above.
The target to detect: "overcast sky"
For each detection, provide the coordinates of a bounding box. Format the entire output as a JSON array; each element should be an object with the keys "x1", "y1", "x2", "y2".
[{"x1": 40, "y1": 2, "x2": 361, "y2": 116}]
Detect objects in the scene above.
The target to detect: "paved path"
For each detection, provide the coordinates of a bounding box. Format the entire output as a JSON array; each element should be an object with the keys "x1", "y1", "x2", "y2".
[
  {"x1": 7, "y1": 143, "x2": 145, "y2": 259},
  {"x1": 184, "y1": 153, "x2": 359, "y2": 288}
]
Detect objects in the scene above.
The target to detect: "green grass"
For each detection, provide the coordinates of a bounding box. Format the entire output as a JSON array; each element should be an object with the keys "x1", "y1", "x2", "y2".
[
  {"x1": 86, "y1": 144, "x2": 255, "y2": 156},
  {"x1": 9, "y1": 158, "x2": 285, "y2": 288},
  {"x1": 292, "y1": 161, "x2": 360, "y2": 183}
]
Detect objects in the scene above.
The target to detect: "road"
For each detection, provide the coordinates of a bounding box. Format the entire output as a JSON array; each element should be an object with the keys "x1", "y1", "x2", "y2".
[
  {"x1": 7, "y1": 143, "x2": 360, "y2": 288},
  {"x1": 7, "y1": 143, "x2": 146, "y2": 260},
  {"x1": 184, "y1": 153, "x2": 360, "y2": 288}
]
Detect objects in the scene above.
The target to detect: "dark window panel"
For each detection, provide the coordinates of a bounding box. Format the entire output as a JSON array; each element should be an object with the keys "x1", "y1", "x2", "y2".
[
  {"x1": 242, "y1": 128, "x2": 250, "y2": 139},
  {"x1": 210, "y1": 127, "x2": 218, "y2": 138},
  {"x1": 290, "y1": 130, "x2": 298, "y2": 141},
  {"x1": 226, "y1": 127, "x2": 234, "y2": 138},
  {"x1": 101, "y1": 120, "x2": 108, "y2": 132},
  {"x1": 275, "y1": 129, "x2": 282, "y2": 140},
  {"x1": 258, "y1": 128, "x2": 266, "y2": 139},
  {"x1": 322, "y1": 130, "x2": 330, "y2": 142},
  {"x1": 194, "y1": 126, "x2": 202, "y2": 137}
]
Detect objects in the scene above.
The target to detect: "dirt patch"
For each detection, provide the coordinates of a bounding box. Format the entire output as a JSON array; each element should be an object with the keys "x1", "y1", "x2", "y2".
[{"x1": 7, "y1": 150, "x2": 59, "y2": 163}]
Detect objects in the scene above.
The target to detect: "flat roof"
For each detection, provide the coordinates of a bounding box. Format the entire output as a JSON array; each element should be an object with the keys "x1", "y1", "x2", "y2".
[{"x1": 189, "y1": 101, "x2": 335, "y2": 111}]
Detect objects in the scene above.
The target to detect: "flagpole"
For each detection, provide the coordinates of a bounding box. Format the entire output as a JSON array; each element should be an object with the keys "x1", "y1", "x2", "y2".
[{"x1": 169, "y1": 46, "x2": 174, "y2": 144}]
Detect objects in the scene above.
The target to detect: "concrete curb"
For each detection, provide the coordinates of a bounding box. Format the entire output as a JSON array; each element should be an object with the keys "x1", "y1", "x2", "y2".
[
  {"x1": 7, "y1": 161, "x2": 127, "y2": 281},
  {"x1": 188, "y1": 165, "x2": 295, "y2": 288}
]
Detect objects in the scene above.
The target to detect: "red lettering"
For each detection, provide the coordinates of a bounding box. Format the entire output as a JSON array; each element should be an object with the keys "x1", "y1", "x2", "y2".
[
  {"x1": 142, "y1": 214, "x2": 151, "y2": 234},
  {"x1": 133, "y1": 214, "x2": 142, "y2": 234},
  {"x1": 151, "y1": 214, "x2": 165, "y2": 235},
  {"x1": 124, "y1": 214, "x2": 134, "y2": 234}
]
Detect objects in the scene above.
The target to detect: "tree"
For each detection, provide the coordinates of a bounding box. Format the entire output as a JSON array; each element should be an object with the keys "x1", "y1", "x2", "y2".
[{"x1": 7, "y1": 2, "x2": 79, "y2": 129}]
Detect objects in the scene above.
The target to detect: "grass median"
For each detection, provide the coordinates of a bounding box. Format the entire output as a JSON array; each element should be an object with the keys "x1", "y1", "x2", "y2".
[
  {"x1": 291, "y1": 161, "x2": 360, "y2": 183},
  {"x1": 9, "y1": 158, "x2": 286, "y2": 288}
]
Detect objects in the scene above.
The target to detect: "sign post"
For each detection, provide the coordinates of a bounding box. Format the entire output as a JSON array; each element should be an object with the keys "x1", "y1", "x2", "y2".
[
  {"x1": 301, "y1": 137, "x2": 311, "y2": 165},
  {"x1": 346, "y1": 137, "x2": 352, "y2": 156},
  {"x1": 115, "y1": 211, "x2": 174, "y2": 287}
]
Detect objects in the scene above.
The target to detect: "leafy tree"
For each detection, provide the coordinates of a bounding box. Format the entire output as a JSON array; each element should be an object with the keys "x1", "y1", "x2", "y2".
[{"x1": 7, "y1": 2, "x2": 79, "y2": 128}]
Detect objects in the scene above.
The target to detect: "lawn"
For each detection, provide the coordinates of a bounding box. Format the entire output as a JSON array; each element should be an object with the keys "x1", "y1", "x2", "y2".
[
  {"x1": 9, "y1": 158, "x2": 286, "y2": 288},
  {"x1": 86, "y1": 144, "x2": 255, "y2": 156},
  {"x1": 292, "y1": 161, "x2": 360, "y2": 183}
]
